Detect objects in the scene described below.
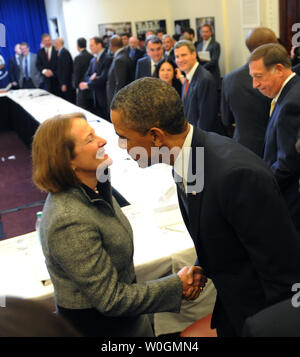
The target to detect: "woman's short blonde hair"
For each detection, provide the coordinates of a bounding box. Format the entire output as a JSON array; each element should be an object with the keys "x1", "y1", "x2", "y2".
[{"x1": 32, "y1": 113, "x2": 86, "y2": 193}]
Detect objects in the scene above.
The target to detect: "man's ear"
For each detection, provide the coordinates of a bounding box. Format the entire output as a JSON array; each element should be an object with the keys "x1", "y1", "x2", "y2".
[
  {"x1": 149, "y1": 127, "x2": 166, "y2": 147},
  {"x1": 275, "y1": 63, "x2": 286, "y2": 77}
]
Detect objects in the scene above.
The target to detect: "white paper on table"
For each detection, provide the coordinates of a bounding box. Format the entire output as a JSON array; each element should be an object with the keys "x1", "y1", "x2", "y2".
[
  {"x1": 26, "y1": 243, "x2": 51, "y2": 285},
  {"x1": 198, "y1": 50, "x2": 211, "y2": 61}
]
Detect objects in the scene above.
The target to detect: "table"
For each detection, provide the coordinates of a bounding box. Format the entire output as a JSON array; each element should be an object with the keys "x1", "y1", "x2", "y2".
[
  {"x1": 0, "y1": 89, "x2": 217, "y2": 336},
  {"x1": 0, "y1": 204, "x2": 216, "y2": 336}
]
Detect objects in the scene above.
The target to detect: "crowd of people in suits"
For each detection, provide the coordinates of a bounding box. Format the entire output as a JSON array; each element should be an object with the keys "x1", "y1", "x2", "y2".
[{"x1": 5, "y1": 25, "x2": 222, "y2": 120}]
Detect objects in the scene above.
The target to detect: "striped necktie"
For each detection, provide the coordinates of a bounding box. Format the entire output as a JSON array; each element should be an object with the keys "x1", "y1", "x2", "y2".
[{"x1": 184, "y1": 78, "x2": 190, "y2": 99}]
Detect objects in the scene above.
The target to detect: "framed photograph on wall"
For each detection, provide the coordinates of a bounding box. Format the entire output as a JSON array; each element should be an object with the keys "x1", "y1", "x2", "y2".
[
  {"x1": 195, "y1": 17, "x2": 215, "y2": 41},
  {"x1": 98, "y1": 22, "x2": 132, "y2": 39},
  {"x1": 135, "y1": 19, "x2": 166, "y2": 36},
  {"x1": 174, "y1": 19, "x2": 190, "y2": 35}
]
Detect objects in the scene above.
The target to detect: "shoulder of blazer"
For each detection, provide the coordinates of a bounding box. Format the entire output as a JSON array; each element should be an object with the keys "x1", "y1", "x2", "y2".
[
  {"x1": 191, "y1": 126, "x2": 206, "y2": 149},
  {"x1": 276, "y1": 75, "x2": 300, "y2": 105},
  {"x1": 137, "y1": 56, "x2": 150, "y2": 65}
]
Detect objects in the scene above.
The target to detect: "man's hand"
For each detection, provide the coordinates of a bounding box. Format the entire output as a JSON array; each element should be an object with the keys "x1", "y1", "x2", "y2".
[
  {"x1": 61, "y1": 84, "x2": 67, "y2": 92},
  {"x1": 44, "y1": 69, "x2": 54, "y2": 78},
  {"x1": 79, "y1": 82, "x2": 88, "y2": 90},
  {"x1": 177, "y1": 266, "x2": 207, "y2": 300}
]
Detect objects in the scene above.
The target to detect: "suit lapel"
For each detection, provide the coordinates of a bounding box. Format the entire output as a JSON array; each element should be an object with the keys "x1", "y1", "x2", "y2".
[{"x1": 265, "y1": 76, "x2": 299, "y2": 144}]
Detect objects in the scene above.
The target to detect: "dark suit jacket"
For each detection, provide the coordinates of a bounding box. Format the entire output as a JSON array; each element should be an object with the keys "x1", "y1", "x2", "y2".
[
  {"x1": 8, "y1": 55, "x2": 20, "y2": 87},
  {"x1": 106, "y1": 48, "x2": 134, "y2": 110},
  {"x1": 196, "y1": 39, "x2": 221, "y2": 88},
  {"x1": 242, "y1": 298, "x2": 300, "y2": 337},
  {"x1": 221, "y1": 63, "x2": 271, "y2": 157},
  {"x1": 293, "y1": 63, "x2": 300, "y2": 77},
  {"x1": 128, "y1": 48, "x2": 144, "y2": 68},
  {"x1": 56, "y1": 48, "x2": 75, "y2": 102},
  {"x1": 86, "y1": 51, "x2": 113, "y2": 118},
  {"x1": 73, "y1": 49, "x2": 93, "y2": 88},
  {"x1": 164, "y1": 49, "x2": 175, "y2": 61},
  {"x1": 36, "y1": 46, "x2": 59, "y2": 95},
  {"x1": 135, "y1": 56, "x2": 152, "y2": 79},
  {"x1": 263, "y1": 75, "x2": 300, "y2": 233},
  {"x1": 175, "y1": 127, "x2": 300, "y2": 336},
  {"x1": 183, "y1": 64, "x2": 222, "y2": 133},
  {"x1": 57, "y1": 48, "x2": 73, "y2": 87}
]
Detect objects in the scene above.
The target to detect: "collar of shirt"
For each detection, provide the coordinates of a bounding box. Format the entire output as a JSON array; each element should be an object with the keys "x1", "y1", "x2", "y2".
[
  {"x1": 272, "y1": 72, "x2": 296, "y2": 103},
  {"x1": 45, "y1": 46, "x2": 52, "y2": 58},
  {"x1": 202, "y1": 37, "x2": 212, "y2": 50},
  {"x1": 114, "y1": 47, "x2": 123, "y2": 57},
  {"x1": 174, "y1": 124, "x2": 194, "y2": 192},
  {"x1": 96, "y1": 48, "x2": 105, "y2": 61},
  {"x1": 151, "y1": 58, "x2": 159, "y2": 74},
  {"x1": 186, "y1": 62, "x2": 199, "y2": 82},
  {"x1": 165, "y1": 47, "x2": 174, "y2": 56}
]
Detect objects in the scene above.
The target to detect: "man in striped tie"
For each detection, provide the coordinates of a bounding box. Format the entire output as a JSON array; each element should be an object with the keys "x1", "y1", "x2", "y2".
[
  {"x1": 36, "y1": 33, "x2": 59, "y2": 94},
  {"x1": 249, "y1": 43, "x2": 300, "y2": 235},
  {"x1": 174, "y1": 40, "x2": 223, "y2": 134}
]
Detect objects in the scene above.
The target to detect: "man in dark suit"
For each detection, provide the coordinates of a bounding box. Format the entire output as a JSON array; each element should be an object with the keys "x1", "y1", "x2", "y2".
[
  {"x1": 135, "y1": 35, "x2": 164, "y2": 79},
  {"x1": 196, "y1": 24, "x2": 221, "y2": 88},
  {"x1": 249, "y1": 43, "x2": 300, "y2": 235},
  {"x1": 53, "y1": 38, "x2": 75, "y2": 103},
  {"x1": 73, "y1": 37, "x2": 93, "y2": 109},
  {"x1": 175, "y1": 40, "x2": 223, "y2": 134},
  {"x1": 79, "y1": 37, "x2": 112, "y2": 120},
  {"x1": 36, "y1": 33, "x2": 59, "y2": 95},
  {"x1": 8, "y1": 43, "x2": 22, "y2": 89},
  {"x1": 221, "y1": 27, "x2": 278, "y2": 157},
  {"x1": 128, "y1": 36, "x2": 144, "y2": 71},
  {"x1": 110, "y1": 77, "x2": 300, "y2": 337},
  {"x1": 162, "y1": 34, "x2": 175, "y2": 61},
  {"x1": 106, "y1": 35, "x2": 134, "y2": 112}
]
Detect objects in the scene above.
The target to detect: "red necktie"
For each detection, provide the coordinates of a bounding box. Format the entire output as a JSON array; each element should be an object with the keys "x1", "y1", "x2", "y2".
[
  {"x1": 46, "y1": 48, "x2": 49, "y2": 61},
  {"x1": 184, "y1": 78, "x2": 190, "y2": 99}
]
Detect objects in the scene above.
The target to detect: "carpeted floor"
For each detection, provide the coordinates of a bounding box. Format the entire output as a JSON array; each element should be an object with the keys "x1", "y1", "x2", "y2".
[{"x1": 0, "y1": 131, "x2": 47, "y2": 239}]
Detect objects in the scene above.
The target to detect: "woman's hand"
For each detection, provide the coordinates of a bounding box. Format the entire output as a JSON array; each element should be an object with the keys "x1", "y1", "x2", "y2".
[{"x1": 175, "y1": 68, "x2": 185, "y2": 84}]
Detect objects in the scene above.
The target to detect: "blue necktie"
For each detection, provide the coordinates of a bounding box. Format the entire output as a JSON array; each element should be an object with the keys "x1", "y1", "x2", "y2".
[{"x1": 129, "y1": 49, "x2": 135, "y2": 60}]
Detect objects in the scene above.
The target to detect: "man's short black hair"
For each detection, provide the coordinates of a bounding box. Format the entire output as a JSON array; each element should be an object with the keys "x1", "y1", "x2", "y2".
[
  {"x1": 91, "y1": 36, "x2": 104, "y2": 46},
  {"x1": 111, "y1": 77, "x2": 187, "y2": 135},
  {"x1": 77, "y1": 37, "x2": 87, "y2": 48}
]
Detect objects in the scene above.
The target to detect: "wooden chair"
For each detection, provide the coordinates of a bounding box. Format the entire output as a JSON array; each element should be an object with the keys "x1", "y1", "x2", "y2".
[{"x1": 180, "y1": 313, "x2": 217, "y2": 337}]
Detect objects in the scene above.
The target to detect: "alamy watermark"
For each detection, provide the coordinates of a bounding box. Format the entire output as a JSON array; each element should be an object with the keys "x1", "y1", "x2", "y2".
[
  {"x1": 96, "y1": 145, "x2": 204, "y2": 194},
  {"x1": 291, "y1": 283, "x2": 300, "y2": 308},
  {"x1": 292, "y1": 23, "x2": 300, "y2": 47},
  {"x1": 0, "y1": 23, "x2": 5, "y2": 47}
]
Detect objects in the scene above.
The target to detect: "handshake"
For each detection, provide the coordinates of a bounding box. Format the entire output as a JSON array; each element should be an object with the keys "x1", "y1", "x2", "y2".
[{"x1": 177, "y1": 266, "x2": 207, "y2": 300}]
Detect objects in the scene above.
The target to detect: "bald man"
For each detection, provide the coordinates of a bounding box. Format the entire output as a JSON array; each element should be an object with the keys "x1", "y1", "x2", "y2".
[
  {"x1": 53, "y1": 37, "x2": 75, "y2": 103},
  {"x1": 221, "y1": 27, "x2": 278, "y2": 157},
  {"x1": 106, "y1": 35, "x2": 134, "y2": 112},
  {"x1": 128, "y1": 36, "x2": 144, "y2": 69}
]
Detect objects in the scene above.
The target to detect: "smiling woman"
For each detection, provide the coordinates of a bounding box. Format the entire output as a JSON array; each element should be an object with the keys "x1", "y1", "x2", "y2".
[{"x1": 31, "y1": 112, "x2": 205, "y2": 337}]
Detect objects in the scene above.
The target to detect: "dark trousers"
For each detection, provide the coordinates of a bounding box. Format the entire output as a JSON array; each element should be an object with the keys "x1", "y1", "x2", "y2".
[{"x1": 21, "y1": 78, "x2": 35, "y2": 89}]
